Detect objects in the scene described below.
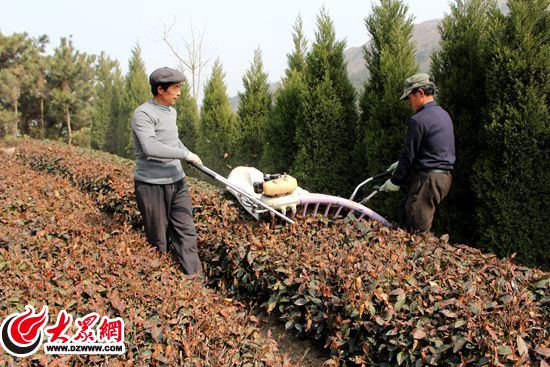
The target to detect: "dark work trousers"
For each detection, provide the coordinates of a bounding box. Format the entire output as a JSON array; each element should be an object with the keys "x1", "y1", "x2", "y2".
[
  {"x1": 398, "y1": 171, "x2": 452, "y2": 232},
  {"x1": 134, "y1": 179, "x2": 203, "y2": 275}
]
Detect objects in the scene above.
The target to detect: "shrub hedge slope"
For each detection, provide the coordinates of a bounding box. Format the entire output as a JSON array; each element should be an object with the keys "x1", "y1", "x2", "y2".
[
  {"x1": 0, "y1": 155, "x2": 293, "y2": 366},
  {"x1": 15, "y1": 139, "x2": 550, "y2": 366}
]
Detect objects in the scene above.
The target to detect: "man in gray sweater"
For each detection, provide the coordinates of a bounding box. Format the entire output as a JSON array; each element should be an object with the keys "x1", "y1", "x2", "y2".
[{"x1": 131, "y1": 67, "x2": 203, "y2": 276}]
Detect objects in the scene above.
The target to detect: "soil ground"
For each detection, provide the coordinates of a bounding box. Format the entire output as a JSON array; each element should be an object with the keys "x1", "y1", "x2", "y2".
[{"x1": 254, "y1": 308, "x2": 330, "y2": 366}]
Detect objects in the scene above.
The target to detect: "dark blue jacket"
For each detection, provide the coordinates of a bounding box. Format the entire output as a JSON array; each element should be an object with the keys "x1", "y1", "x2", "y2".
[{"x1": 391, "y1": 101, "x2": 455, "y2": 186}]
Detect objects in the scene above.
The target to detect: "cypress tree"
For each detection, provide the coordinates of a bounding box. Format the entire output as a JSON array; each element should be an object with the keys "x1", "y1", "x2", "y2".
[
  {"x1": 473, "y1": 0, "x2": 550, "y2": 267},
  {"x1": 175, "y1": 76, "x2": 200, "y2": 153},
  {"x1": 123, "y1": 43, "x2": 149, "y2": 158},
  {"x1": 91, "y1": 53, "x2": 121, "y2": 151},
  {"x1": 430, "y1": 0, "x2": 496, "y2": 240},
  {"x1": 286, "y1": 15, "x2": 308, "y2": 74},
  {"x1": 262, "y1": 15, "x2": 308, "y2": 173},
  {"x1": 234, "y1": 48, "x2": 272, "y2": 167},
  {"x1": 105, "y1": 75, "x2": 126, "y2": 155},
  {"x1": 198, "y1": 59, "x2": 236, "y2": 176},
  {"x1": 293, "y1": 8, "x2": 358, "y2": 195},
  {"x1": 357, "y1": 0, "x2": 417, "y2": 216}
]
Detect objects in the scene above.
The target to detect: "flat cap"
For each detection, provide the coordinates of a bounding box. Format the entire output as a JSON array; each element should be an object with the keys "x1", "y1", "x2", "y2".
[
  {"x1": 400, "y1": 73, "x2": 434, "y2": 100},
  {"x1": 149, "y1": 67, "x2": 185, "y2": 86}
]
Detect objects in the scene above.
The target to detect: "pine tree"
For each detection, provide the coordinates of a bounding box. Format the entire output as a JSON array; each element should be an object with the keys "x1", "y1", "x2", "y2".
[
  {"x1": 123, "y1": 43, "x2": 149, "y2": 157},
  {"x1": 262, "y1": 15, "x2": 308, "y2": 173},
  {"x1": 198, "y1": 59, "x2": 236, "y2": 176},
  {"x1": 293, "y1": 8, "x2": 358, "y2": 195},
  {"x1": 0, "y1": 68, "x2": 21, "y2": 138},
  {"x1": 234, "y1": 48, "x2": 272, "y2": 167},
  {"x1": 473, "y1": 0, "x2": 550, "y2": 267},
  {"x1": 357, "y1": 0, "x2": 417, "y2": 216},
  {"x1": 47, "y1": 37, "x2": 96, "y2": 145},
  {"x1": 175, "y1": 76, "x2": 200, "y2": 153},
  {"x1": 430, "y1": 0, "x2": 496, "y2": 240},
  {"x1": 0, "y1": 32, "x2": 48, "y2": 139},
  {"x1": 24, "y1": 52, "x2": 49, "y2": 139}
]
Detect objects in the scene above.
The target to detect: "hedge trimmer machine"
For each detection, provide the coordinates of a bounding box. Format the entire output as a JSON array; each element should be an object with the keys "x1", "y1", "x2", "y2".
[{"x1": 190, "y1": 163, "x2": 392, "y2": 227}]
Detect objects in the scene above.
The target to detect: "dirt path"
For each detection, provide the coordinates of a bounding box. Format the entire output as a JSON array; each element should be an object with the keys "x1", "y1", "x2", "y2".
[{"x1": 255, "y1": 310, "x2": 330, "y2": 366}]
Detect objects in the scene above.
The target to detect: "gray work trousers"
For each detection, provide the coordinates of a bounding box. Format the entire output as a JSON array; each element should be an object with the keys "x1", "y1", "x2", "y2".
[
  {"x1": 398, "y1": 170, "x2": 452, "y2": 232},
  {"x1": 134, "y1": 179, "x2": 203, "y2": 275}
]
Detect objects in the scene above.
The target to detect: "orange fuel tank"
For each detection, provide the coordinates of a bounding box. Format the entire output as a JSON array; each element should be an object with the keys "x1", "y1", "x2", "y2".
[{"x1": 262, "y1": 175, "x2": 298, "y2": 197}]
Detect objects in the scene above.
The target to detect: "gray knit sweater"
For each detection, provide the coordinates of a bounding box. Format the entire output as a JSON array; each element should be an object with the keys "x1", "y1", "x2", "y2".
[{"x1": 131, "y1": 100, "x2": 191, "y2": 184}]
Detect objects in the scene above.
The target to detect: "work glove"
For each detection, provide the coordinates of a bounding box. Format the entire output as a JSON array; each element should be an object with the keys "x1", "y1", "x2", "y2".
[
  {"x1": 386, "y1": 161, "x2": 399, "y2": 172},
  {"x1": 380, "y1": 178, "x2": 400, "y2": 192},
  {"x1": 185, "y1": 152, "x2": 203, "y2": 166}
]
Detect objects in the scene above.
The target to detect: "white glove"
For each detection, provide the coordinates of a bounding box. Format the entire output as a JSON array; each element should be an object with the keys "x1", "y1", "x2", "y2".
[
  {"x1": 185, "y1": 152, "x2": 203, "y2": 166},
  {"x1": 386, "y1": 161, "x2": 399, "y2": 172},
  {"x1": 380, "y1": 178, "x2": 400, "y2": 192}
]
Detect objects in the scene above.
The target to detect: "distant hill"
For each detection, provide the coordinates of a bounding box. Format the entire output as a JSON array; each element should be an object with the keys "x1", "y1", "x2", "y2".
[
  {"x1": 231, "y1": 0, "x2": 508, "y2": 108},
  {"x1": 346, "y1": 0, "x2": 507, "y2": 91},
  {"x1": 345, "y1": 18, "x2": 442, "y2": 91}
]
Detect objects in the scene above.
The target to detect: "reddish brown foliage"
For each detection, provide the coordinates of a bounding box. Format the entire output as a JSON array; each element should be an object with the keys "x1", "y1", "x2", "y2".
[
  {"x1": 14, "y1": 139, "x2": 550, "y2": 366},
  {"x1": 0, "y1": 156, "x2": 293, "y2": 366}
]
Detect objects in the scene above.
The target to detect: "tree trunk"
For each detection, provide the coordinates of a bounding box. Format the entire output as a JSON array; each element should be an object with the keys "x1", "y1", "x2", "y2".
[
  {"x1": 65, "y1": 105, "x2": 72, "y2": 145},
  {"x1": 13, "y1": 101, "x2": 18, "y2": 139},
  {"x1": 40, "y1": 96, "x2": 45, "y2": 139}
]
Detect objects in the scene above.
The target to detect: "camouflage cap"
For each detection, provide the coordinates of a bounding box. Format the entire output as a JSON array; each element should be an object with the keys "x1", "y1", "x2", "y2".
[
  {"x1": 149, "y1": 67, "x2": 185, "y2": 86},
  {"x1": 399, "y1": 73, "x2": 434, "y2": 100}
]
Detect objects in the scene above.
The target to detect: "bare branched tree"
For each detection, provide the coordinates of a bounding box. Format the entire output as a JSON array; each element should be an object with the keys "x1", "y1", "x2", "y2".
[{"x1": 161, "y1": 19, "x2": 210, "y2": 103}]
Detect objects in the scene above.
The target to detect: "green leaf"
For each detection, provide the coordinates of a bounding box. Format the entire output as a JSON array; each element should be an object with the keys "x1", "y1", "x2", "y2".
[
  {"x1": 294, "y1": 298, "x2": 307, "y2": 306},
  {"x1": 335, "y1": 339, "x2": 347, "y2": 347},
  {"x1": 452, "y1": 336, "x2": 467, "y2": 353},
  {"x1": 310, "y1": 297, "x2": 322, "y2": 305},
  {"x1": 267, "y1": 295, "x2": 277, "y2": 313},
  {"x1": 440, "y1": 309, "x2": 457, "y2": 318},
  {"x1": 454, "y1": 320, "x2": 466, "y2": 328},
  {"x1": 140, "y1": 349, "x2": 152, "y2": 359},
  {"x1": 368, "y1": 303, "x2": 376, "y2": 316},
  {"x1": 468, "y1": 303, "x2": 480, "y2": 315},
  {"x1": 497, "y1": 345, "x2": 511, "y2": 355},
  {"x1": 394, "y1": 293, "x2": 406, "y2": 312},
  {"x1": 406, "y1": 277, "x2": 418, "y2": 286},
  {"x1": 397, "y1": 351, "x2": 406, "y2": 365}
]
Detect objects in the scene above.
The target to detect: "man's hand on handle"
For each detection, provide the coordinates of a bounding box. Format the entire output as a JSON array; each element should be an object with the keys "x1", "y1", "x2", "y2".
[
  {"x1": 185, "y1": 152, "x2": 203, "y2": 166},
  {"x1": 386, "y1": 161, "x2": 399, "y2": 172},
  {"x1": 380, "y1": 178, "x2": 400, "y2": 192}
]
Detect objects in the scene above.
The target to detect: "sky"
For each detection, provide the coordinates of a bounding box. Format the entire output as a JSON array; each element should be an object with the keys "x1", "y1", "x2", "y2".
[{"x1": 1, "y1": 0, "x2": 451, "y2": 98}]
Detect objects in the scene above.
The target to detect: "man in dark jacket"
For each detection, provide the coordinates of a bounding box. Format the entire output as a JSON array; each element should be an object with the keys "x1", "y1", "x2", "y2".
[{"x1": 380, "y1": 73, "x2": 455, "y2": 232}]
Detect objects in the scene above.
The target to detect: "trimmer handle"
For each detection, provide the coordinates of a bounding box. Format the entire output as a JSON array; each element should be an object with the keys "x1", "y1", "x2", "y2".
[
  {"x1": 372, "y1": 171, "x2": 392, "y2": 180},
  {"x1": 349, "y1": 170, "x2": 392, "y2": 201}
]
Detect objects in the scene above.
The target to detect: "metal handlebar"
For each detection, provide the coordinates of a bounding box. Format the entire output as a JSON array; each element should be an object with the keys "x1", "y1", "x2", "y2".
[
  {"x1": 349, "y1": 171, "x2": 391, "y2": 201},
  {"x1": 189, "y1": 162, "x2": 296, "y2": 225}
]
